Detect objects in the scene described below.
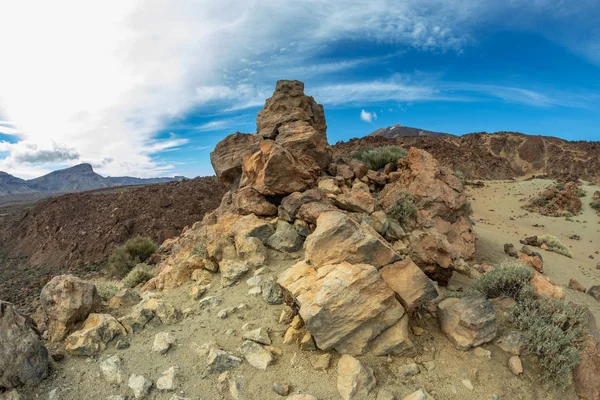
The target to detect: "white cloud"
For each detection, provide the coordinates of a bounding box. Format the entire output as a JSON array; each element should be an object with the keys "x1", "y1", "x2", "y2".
[
  {"x1": 360, "y1": 109, "x2": 377, "y2": 123},
  {"x1": 0, "y1": 0, "x2": 597, "y2": 178}
]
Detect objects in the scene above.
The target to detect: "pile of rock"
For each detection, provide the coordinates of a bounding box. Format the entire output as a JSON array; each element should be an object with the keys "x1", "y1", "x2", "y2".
[{"x1": 523, "y1": 181, "x2": 583, "y2": 217}]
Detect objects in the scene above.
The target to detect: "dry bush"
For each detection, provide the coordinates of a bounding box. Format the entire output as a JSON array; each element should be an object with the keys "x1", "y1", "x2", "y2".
[
  {"x1": 351, "y1": 145, "x2": 407, "y2": 170},
  {"x1": 107, "y1": 236, "x2": 158, "y2": 278},
  {"x1": 96, "y1": 282, "x2": 119, "y2": 301},
  {"x1": 538, "y1": 234, "x2": 573, "y2": 258},
  {"x1": 388, "y1": 191, "x2": 417, "y2": 227},
  {"x1": 122, "y1": 263, "x2": 154, "y2": 288}
]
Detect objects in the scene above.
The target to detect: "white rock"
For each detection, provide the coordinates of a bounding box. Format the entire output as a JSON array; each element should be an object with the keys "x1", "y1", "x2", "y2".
[
  {"x1": 156, "y1": 366, "x2": 178, "y2": 391},
  {"x1": 152, "y1": 332, "x2": 176, "y2": 355},
  {"x1": 461, "y1": 379, "x2": 474, "y2": 390},
  {"x1": 128, "y1": 374, "x2": 153, "y2": 399},
  {"x1": 100, "y1": 355, "x2": 124, "y2": 384}
]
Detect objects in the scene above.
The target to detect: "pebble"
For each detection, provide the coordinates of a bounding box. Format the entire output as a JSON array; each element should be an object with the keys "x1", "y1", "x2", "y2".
[
  {"x1": 242, "y1": 327, "x2": 272, "y2": 345},
  {"x1": 273, "y1": 382, "x2": 290, "y2": 396},
  {"x1": 128, "y1": 374, "x2": 153, "y2": 399},
  {"x1": 311, "y1": 353, "x2": 331, "y2": 371},
  {"x1": 508, "y1": 355, "x2": 523, "y2": 375},
  {"x1": 473, "y1": 347, "x2": 492, "y2": 359},
  {"x1": 398, "y1": 363, "x2": 420, "y2": 377},
  {"x1": 99, "y1": 355, "x2": 124, "y2": 384},
  {"x1": 156, "y1": 366, "x2": 178, "y2": 391},
  {"x1": 152, "y1": 332, "x2": 176, "y2": 354},
  {"x1": 461, "y1": 379, "x2": 474, "y2": 390}
]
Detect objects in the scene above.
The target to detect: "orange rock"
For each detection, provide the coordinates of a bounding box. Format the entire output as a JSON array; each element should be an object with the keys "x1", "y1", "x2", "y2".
[
  {"x1": 518, "y1": 254, "x2": 544, "y2": 273},
  {"x1": 530, "y1": 271, "x2": 565, "y2": 300}
]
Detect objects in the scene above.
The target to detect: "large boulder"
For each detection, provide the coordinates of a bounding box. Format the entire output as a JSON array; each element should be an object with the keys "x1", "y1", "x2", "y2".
[
  {"x1": 210, "y1": 132, "x2": 259, "y2": 189},
  {"x1": 40, "y1": 275, "x2": 102, "y2": 342},
  {"x1": 0, "y1": 301, "x2": 49, "y2": 390},
  {"x1": 65, "y1": 313, "x2": 127, "y2": 356},
  {"x1": 437, "y1": 296, "x2": 497, "y2": 350},
  {"x1": 304, "y1": 211, "x2": 399, "y2": 269},
  {"x1": 278, "y1": 261, "x2": 405, "y2": 355}
]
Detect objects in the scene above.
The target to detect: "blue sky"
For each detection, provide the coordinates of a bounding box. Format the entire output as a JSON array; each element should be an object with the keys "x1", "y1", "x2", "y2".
[{"x1": 0, "y1": 0, "x2": 599, "y2": 179}]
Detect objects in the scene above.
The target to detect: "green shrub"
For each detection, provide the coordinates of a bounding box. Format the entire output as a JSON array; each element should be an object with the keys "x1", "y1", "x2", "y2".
[
  {"x1": 123, "y1": 236, "x2": 158, "y2": 262},
  {"x1": 106, "y1": 236, "x2": 158, "y2": 278},
  {"x1": 538, "y1": 234, "x2": 573, "y2": 258},
  {"x1": 575, "y1": 187, "x2": 586, "y2": 198},
  {"x1": 388, "y1": 191, "x2": 417, "y2": 227},
  {"x1": 122, "y1": 263, "x2": 154, "y2": 288},
  {"x1": 96, "y1": 283, "x2": 119, "y2": 301},
  {"x1": 529, "y1": 193, "x2": 552, "y2": 207},
  {"x1": 590, "y1": 199, "x2": 600, "y2": 210},
  {"x1": 351, "y1": 145, "x2": 407, "y2": 170},
  {"x1": 470, "y1": 261, "x2": 533, "y2": 300},
  {"x1": 509, "y1": 288, "x2": 587, "y2": 388}
]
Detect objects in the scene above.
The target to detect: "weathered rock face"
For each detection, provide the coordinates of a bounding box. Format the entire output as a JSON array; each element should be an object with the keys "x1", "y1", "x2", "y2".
[
  {"x1": 65, "y1": 313, "x2": 127, "y2": 356},
  {"x1": 278, "y1": 261, "x2": 405, "y2": 355},
  {"x1": 210, "y1": 132, "x2": 259, "y2": 189},
  {"x1": 379, "y1": 148, "x2": 476, "y2": 283},
  {"x1": 256, "y1": 80, "x2": 326, "y2": 139},
  {"x1": 40, "y1": 275, "x2": 102, "y2": 342},
  {"x1": 437, "y1": 296, "x2": 497, "y2": 350},
  {"x1": 0, "y1": 301, "x2": 49, "y2": 390},
  {"x1": 380, "y1": 258, "x2": 438, "y2": 311},
  {"x1": 304, "y1": 211, "x2": 399, "y2": 269}
]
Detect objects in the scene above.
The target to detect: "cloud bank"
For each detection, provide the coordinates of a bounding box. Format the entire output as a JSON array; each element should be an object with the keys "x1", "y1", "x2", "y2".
[{"x1": 0, "y1": 0, "x2": 597, "y2": 178}]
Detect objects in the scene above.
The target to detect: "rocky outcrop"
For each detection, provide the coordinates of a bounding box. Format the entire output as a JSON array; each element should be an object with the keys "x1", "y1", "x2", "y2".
[
  {"x1": 379, "y1": 148, "x2": 476, "y2": 284},
  {"x1": 380, "y1": 258, "x2": 438, "y2": 311},
  {"x1": 210, "y1": 132, "x2": 259, "y2": 189},
  {"x1": 65, "y1": 313, "x2": 127, "y2": 356},
  {"x1": 39, "y1": 275, "x2": 102, "y2": 342},
  {"x1": 0, "y1": 301, "x2": 49, "y2": 390}
]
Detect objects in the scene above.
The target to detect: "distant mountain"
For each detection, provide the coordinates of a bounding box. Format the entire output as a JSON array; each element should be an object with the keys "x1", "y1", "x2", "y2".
[
  {"x1": 0, "y1": 172, "x2": 37, "y2": 196},
  {"x1": 369, "y1": 124, "x2": 453, "y2": 138},
  {"x1": 0, "y1": 163, "x2": 186, "y2": 197}
]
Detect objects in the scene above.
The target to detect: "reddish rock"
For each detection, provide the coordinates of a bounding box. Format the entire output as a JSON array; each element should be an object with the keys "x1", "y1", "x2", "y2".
[
  {"x1": 530, "y1": 271, "x2": 565, "y2": 300},
  {"x1": 232, "y1": 186, "x2": 278, "y2": 216},
  {"x1": 210, "y1": 132, "x2": 259, "y2": 188},
  {"x1": 380, "y1": 258, "x2": 438, "y2": 311},
  {"x1": 518, "y1": 253, "x2": 544, "y2": 273},
  {"x1": 568, "y1": 278, "x2": 587, "y2": 293},
  {"x1": 574, "y1": 335, "x2": 600, "y2": 400}
]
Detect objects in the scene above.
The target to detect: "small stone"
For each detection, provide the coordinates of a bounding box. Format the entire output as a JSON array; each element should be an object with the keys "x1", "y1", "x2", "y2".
[
  {"x1": 219, "y1": 260, "x2": 249, "y2": 287},
  {"x1": 191, "y1": 269, "x2": 212, "y2": 285},
  {"x1": 152, "y1": 332, "x2": 176, "y2": 355},
  {"x1": 238, "y1": 340, "x2": 274, "y2": 370},
  {"x1": 242, "y1": 327, "x2": 271, "y2": 345},
  {"x1": 262, "y1": 281, "x2": 284, "y2": 305},
  {"x1": 401, "y1": 389, "x2": 433, "y2": 400},
  {"x1": 246, "y1": 275, "x2": 263, "y2": 287},
  {"x1": 156, "y1": 366, "x2": 178, "y2": 391},
  {"x1": 248, "y1": 286, "x2": 262, "y2": 296},
  {"x1": 116, "y1": 340, "x2": 130, "y2": 350},
  {"x1": 411, "y1": 326, "x2": 424, "y2": 336},
  {"x1": 422, "y1": 361, "x2": 435, "y2": 371},
  {"x1": 300, "y1": 332, "x2": 317, "y2": 351},
  {"x1": 100, "y1": 355, "x2": 124, "y2": 384},
  {"x1": 473, "y1": 347, "x2": 492, "y2": 359},
  {"x1": 398, "y1": 363, "x2": 420, "y2": 377},
  {"x1": 337, "y1": 354, "x2": 377, "y2": 400},
  {"x1": 191, "y1": 284, "x2": 207, "y2": 300},
  {"x1": 508, "y1": 355, "x2": 523, "y2": 376},
  {"x1": 273, "y1": 382, "x2": 290, "y2": 396},
  {"x1": 568, "y1": 279, "x2": 586, "y2": 293},
  {"x1": 128, "y1": 374, "x2": 153, "y2": 399},
  {"x1": 496, "y1": 331, "x2": 525, "y2": 355},
  {"x1": 461, "y1": 379, "x2": 474, "y2": 390},
  {"x1": 311, "y1": 353, "x2": 331, "y2": 371},
  {"x1": 206, "y1": 348, "x2": 242, "y2": 373},
  {"x1": 377, "y1": 389, "x2": 396, "y2": 400},
  {"x1": 586, "y1": 285, "x2": 600, "y2": 301},
  {"x1": 279, "y1": 307, "x2": 295, "y2": 325}
]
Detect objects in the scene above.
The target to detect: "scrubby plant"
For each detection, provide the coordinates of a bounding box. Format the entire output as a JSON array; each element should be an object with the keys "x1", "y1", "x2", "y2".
[
  {"x1": 122, "y1": 263, "x2": 154, "y2": 288},
  {"x1": 106, "y1": 236, "x2": 158, "y2": 278},
  {"x1": 575, "y1": 187, "x2": 586, "y2": 198},
  {"x1": 453, "y1": 261, "x2": 587, "y2": 387},
  {"x1": 388, "y1": 191, "x2": 417, "y2": 227},
  {"x1": 455, "y1": 169, "x2": 466, "y2": 185},
  {"x1": 509, "y1": 287, "x2": 587, "y2": 388},
  {"x1": 351, "y1": 145, "x2": 407, "y2": 171},
  {"x1": 538, "y1": 234, "x2": 573, "y2": 258},
  {"x1": 590, "y1": 199, "x2": 600, "y2": 210},
  {"x1": 529, "y1": 193, "x2": 552, "y2": 208},
  {"x1": 96, "y1": 283, "x2": 119, "y2": 301}
]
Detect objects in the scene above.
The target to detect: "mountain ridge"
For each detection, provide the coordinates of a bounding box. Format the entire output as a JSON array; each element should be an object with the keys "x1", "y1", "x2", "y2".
[
  {"x1": 368, "y1": 123, "x2": 454, "y2": 138},
  {"x1": 0, "y1": 163, "x2": 185, "y2": 196}
]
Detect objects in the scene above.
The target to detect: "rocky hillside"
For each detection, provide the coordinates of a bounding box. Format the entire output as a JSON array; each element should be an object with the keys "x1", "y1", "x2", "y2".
[
  {"x1": 334, "y1": 132, "x2": 600, "y2": 182},
  {"x1": 0, "y1": 177, "x2": 226, "y2": 311},
  {"x1": 0, "y1": 163, "x2": 184, "y2": 196},
  {"x1": 369, "y1": 124, "x2": 452, "y2": 138}
]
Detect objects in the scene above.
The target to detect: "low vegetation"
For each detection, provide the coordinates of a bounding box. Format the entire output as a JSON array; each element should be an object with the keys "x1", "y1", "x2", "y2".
[
  {"x1": 537, "y1": 234, "x2": 573, "y2": 258},
  {"x1": 106, "y1": 236, "x2": 158, "y2": 278},
  {"x1": 96, "y1": 283, "x2": 119, "y2": 301},
  {"x1": 122, "y1": 263, "x2": 154, "y2": 288},
  {"x1": 351, "y1": 145, "x2": 407, "y2": 171},
  {"x1": 451, "y1": 261, "x2": 586, "y2": 387},
  {"x1": 590, "y1": 199, "x2": 600, "y2": 210},
  {"x1": 388, "y1": 191, "x2": 417, "y2": 227}
]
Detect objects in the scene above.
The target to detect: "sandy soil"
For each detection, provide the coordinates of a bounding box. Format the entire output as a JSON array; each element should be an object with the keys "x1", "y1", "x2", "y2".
[{"x1": 467, "y1": 179, "x2": 600, "y2": 323}]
